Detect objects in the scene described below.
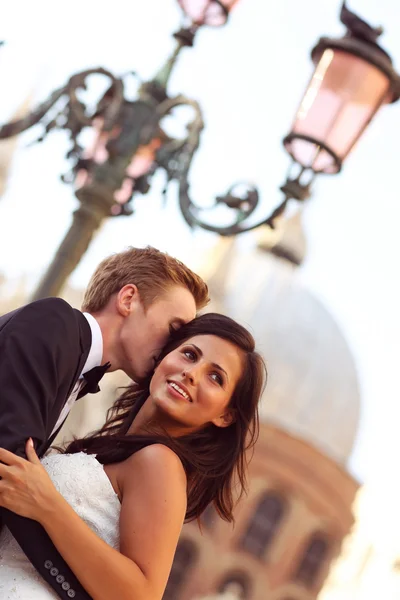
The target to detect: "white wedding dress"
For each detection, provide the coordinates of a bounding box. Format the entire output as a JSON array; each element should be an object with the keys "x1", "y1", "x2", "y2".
[{"x1": 0, "y1": 452, "x2": 121, "y2": 599}]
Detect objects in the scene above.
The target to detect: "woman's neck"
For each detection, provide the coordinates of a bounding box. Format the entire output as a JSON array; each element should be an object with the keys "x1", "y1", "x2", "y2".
[
  {"x1": 128, "y1": 399, "x2": 196, "y2": 439},
  {"x1": 127, "y1": 398, "x2": 159, "y2": 436}
]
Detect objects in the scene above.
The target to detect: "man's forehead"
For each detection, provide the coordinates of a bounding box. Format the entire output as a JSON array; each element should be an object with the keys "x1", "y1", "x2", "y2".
[
  {"x1": 170, "y1": 309, "x2": 196, "y2": 325},
  {"x1": 160, "y1": 286, "x2": 196, "y2": 317}
]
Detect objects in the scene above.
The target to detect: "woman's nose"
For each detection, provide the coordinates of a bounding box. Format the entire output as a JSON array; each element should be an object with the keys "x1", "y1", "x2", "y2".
[{"x1": 182, "y1": 367, "x2": 197, "y2": 384}]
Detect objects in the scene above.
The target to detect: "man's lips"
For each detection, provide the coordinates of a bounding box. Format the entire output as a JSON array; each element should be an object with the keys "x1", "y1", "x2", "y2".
[{"x1": 167, "y1": 380, "x2": 193, "y2": 402}]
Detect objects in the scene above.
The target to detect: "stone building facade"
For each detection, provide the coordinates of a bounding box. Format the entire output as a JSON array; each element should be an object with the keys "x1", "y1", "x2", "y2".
[{"x1": 165, "y1": 424, "x2": 358, "y2": 600}]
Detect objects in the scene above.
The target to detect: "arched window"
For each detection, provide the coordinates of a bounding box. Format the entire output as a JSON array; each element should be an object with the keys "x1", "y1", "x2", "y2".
[
  {"x1": 293, "y1": 533, "x2": 330, "y2": 587},
  {"x1": 218, "y1": 572, "x2": 250, "y2": 599},
  {"x1": 239, "y1": 492, "x2": 286, "y2": 558},
  {"x1": 163, "y1": 539, "x2": 198, "y2": 600}
]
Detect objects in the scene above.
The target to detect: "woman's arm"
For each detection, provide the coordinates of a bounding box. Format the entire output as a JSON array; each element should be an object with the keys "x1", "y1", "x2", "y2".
[{"x1": 0, "y1": 442, "x2": 187, "y2": 600}]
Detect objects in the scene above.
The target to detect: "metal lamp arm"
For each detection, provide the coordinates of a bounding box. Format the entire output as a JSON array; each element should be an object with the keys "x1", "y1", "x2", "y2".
[
  {"x1": 154, "y1": 93, "x2": 204, "y2": 188},
  {"x1": 178, "y1": 179, "x2": 292, "y2": 235},
  {"x1": 155, "y1": 94, "x2": 312, "y2": 235},
  {"x1": 0, "y1": 86, "x2": 66, "y2": 139},
  {"x1": 0, "y1": 68, "x2": 124, "y2": 141}
]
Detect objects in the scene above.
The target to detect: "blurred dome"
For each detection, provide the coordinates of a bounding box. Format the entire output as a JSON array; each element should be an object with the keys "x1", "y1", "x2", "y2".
[{"x1": 207, "y1": 240, "x2": 360, "y2": 466}]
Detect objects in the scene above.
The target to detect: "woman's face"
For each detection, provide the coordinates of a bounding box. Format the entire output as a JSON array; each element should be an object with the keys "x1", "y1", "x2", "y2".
[{"x1": 148, "y1": 334, "x2": 244, "y2": 434}]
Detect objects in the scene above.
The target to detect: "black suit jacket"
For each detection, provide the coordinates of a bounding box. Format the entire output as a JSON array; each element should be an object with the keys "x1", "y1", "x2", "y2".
[{"x1": 0, "y1": 297, "x2": 94, "y2": 599}]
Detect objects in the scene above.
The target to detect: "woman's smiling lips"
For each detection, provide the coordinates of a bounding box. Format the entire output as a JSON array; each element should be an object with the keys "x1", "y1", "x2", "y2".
[{"x1": 167, "y1": 380, "x2": 193, "y2": 402}]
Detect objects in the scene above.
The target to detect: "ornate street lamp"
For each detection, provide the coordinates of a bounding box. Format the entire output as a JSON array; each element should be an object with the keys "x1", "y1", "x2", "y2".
[
  {"x1": 284, "y1": 2, "x2": 400, "y2": 175},
  {"x1": 0, "y1": 1, "x2": 398, "y2": 299}
]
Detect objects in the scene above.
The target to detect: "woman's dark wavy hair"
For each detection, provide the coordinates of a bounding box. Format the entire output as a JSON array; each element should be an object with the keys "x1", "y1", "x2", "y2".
[{"x1": 64, "y1": 313, "x2": 267, "y2": 522}]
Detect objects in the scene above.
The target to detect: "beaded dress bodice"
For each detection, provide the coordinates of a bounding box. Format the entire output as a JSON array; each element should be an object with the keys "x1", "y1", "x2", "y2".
[{"x1": 0, "y1": 452, "x2": 120, "y2": 599}]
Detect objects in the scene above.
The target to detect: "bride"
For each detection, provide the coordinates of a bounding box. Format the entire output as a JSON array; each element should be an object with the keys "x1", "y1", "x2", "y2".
[{"x1": 0, "y1": 313, "x2": 265, "y2": 600}]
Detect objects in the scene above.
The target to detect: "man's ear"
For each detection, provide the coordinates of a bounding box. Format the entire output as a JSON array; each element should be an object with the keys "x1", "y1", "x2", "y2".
[
  {"x1": 212, "y1": 408, "x2": 236, "y2": 429},
  {"x1": 116, "y1": 284, "x2": 140, "y2": 316}
]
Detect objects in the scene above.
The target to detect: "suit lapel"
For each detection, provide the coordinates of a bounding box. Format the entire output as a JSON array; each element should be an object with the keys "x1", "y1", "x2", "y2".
[
  {"x1": 66, "y1": 309, "x2": 92, "y2": 399},
  {"x1": 43, "y1": 310, "x2": 92, "y2": 453}
]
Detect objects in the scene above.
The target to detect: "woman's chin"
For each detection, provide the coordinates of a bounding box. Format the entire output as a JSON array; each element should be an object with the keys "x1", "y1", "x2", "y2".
[{"x1": 154, "y1": 396, "x2": 182, "y2": 419}]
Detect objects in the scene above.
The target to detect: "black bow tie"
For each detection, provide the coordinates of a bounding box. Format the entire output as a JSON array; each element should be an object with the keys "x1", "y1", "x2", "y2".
[{"x1": 81, "y1": 362, "x2": 111, "y2": 395}]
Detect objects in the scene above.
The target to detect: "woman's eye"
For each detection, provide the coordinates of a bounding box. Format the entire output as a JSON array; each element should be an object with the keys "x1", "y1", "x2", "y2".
[
  {"x1": 211, "y1": 372, "x2": 223, "y2": 386},
  {"x1": 183, "y1": 349, "x2": 196, "y2": 361}
]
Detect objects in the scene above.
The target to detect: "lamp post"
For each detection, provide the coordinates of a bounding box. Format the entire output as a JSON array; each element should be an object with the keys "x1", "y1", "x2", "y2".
[{"x1": 0, "y1": 0, "x2": 398, "y2": 300}]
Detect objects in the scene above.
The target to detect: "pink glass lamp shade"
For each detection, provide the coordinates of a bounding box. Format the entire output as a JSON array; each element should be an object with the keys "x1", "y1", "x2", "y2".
[
  {"x1": 75, "y1": 118, "x2": 161, "y2": 213},
  {"x1": 284, "y1": 36, "x2": 400, "y2": 175},
  {"x1": 177, "y1": 0, "x2": 239, "y2": 27}
]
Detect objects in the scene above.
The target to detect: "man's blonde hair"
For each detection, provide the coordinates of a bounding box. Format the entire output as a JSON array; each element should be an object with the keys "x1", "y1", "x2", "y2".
[{"x1": 82, "y1": 246, "x2": 209, "y2": 313}]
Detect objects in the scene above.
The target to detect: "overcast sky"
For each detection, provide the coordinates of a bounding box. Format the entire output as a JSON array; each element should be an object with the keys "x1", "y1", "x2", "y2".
[{"x1": 1, "y1": 0, "x2": 400, "y2": 489}]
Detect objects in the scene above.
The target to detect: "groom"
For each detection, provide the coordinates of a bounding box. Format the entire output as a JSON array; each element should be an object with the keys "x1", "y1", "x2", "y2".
[{"x1": 0, "y1": 245, "x2": 209, "y2": 600}]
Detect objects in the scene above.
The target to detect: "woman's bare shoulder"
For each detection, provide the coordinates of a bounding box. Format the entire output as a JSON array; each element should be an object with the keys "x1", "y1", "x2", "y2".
[{"x1": 120, "y1": 443, "x2": 186, "y2": 490}]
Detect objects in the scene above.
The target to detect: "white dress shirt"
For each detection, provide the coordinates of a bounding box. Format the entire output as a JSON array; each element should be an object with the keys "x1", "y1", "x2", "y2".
[{"x1": 50, "y1": 312, "x2": 103, "y2": 436}]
